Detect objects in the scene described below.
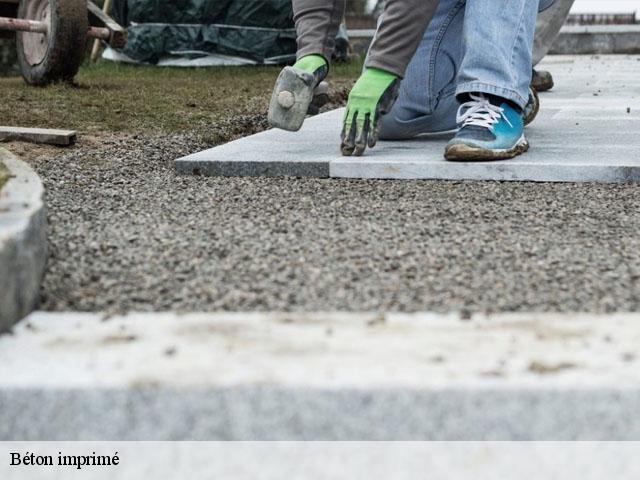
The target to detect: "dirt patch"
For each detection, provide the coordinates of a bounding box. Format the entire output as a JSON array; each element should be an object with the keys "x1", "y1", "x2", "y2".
[
  {"x1": 0, "y1": 160, "x2": 8, "y2": 191},
  {"x1": 0, "y1": 61, "x2": 356, "y2": 164},
  {"x1": 0, "y1": 61, "x2": 360, "y2": 136},
  {"x1": 200, "y1": 114, "x2": 271, "y2": 146},
  {"x1": 2, "y1": 141, "x2": 72, "y2": 166},
  {"x1": 528, "y1": 361, "x2": 578, "y2": 375},
  {"x1": 101, "y1": 334, "x2": 138, "y2": 345}
]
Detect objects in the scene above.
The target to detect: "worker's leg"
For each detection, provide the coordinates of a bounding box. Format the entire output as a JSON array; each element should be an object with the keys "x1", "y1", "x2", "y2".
[
  {"x1": 379, "y1": 0, "x2": 466, "y2": 140},
  {"x1": 444, "y1": 0, "x2": 538, "y2": 161},
  {"x1": 455, "y1": 0, "x2": 539, "y2": 110},
  {"x1": 533, "y1": 0, "x2": 575, "y2": 65},
  {"x1": 531, "y1": 0, "x2": 575, "y2": 91}
]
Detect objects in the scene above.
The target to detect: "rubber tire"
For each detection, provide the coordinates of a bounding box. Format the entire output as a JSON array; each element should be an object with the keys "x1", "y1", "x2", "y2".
[{"x1": 16, "y1": 0, "x2": 88, "y2": 85}]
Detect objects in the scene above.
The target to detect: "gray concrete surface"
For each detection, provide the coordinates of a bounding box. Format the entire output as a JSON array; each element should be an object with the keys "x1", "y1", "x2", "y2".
[
  {"x1": 176, "y1": 55, "x2": 640, "y2": 182},
  {"x1": 2, "y1": 311, "x2": 640, "y2": 440},
  {"x1": 0, "y1": 148, "x2": 47, "y2": 332}
]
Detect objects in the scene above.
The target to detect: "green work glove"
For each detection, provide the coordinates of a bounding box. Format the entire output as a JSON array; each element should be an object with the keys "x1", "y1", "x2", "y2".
[
  {"x1": 293, "y1": 54, "x2": 330, "y2": 116},
  {"x1": 293, "y1": 54, "x2": 328, "y2": 77},
  {"x1": 341, "y1": 67, "x2": 401, "y2": 156}
]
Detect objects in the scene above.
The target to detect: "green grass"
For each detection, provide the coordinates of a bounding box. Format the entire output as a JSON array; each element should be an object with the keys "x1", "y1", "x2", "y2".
[{"x1": 0, "y1": 60, "x2": 362, "y2": 135}]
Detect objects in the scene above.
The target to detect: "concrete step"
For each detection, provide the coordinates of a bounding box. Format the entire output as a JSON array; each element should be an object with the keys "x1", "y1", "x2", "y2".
[
  {"x1": 175, "y1": 55, "x2": 640, "y2": 182},
  {"x1": 1, "y1": 311, "x2": 639, "y2": 440},
  {"x1": 552, "y1": 25, "x2": 640, "y2": 55}
]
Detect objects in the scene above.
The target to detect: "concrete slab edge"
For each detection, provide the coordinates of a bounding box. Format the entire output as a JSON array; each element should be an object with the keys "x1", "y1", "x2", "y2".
[
  {"x1": 2, "y1": 387, "x2": 639, "y2": 440},
  {"x1": 2, "y1": 311, "x2": 640, "y2": 440},
  {"x1": 329, "y1": 161, "x2": 640, "y2": 182},
  {"x1": 0, "y1": 147, "x2": 47, "y2": 332},
  {"x1": 175, "y1": 158, "x2": 329, "y2": 178},
  {"x1": 0, "y1": 126, "x2": 77, "y2": 146}
]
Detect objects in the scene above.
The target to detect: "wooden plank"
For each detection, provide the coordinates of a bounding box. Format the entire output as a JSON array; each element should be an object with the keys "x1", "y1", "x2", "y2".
[{"x1": 0, "y1": 126, "x2": 77, "y2": 146}]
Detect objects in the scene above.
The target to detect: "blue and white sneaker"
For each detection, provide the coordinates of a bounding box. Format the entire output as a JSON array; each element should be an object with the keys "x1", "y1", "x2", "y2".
[{"x1": 444, "y1": 94, "x2": 529, "y2": 161}]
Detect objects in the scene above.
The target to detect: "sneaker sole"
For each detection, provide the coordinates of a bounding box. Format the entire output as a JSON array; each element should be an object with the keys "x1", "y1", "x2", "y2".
[{"x1": 444, "y1": 135, "x2": 530, "y2": 162}]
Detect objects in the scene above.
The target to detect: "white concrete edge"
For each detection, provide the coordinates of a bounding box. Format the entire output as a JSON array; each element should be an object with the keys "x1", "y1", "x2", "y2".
[
  {"x1": 1, "y1": 310, "x2": 639, "y2": 390},
  {"x1": 560, "y1": 25, "x2": 640, "y2": 34},
  {"x1": 0, "y1": 147, "x2": 47, "y2": 332}
]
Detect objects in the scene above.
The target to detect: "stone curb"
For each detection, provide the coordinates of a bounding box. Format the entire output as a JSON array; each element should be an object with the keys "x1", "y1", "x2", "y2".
[
  {"x1": 0, "y1": 147, "x2": 47, "y2": 332},
  {"x1": 1, "y1": 311, "x2": 639, "y2": 440},
  {"x1": 551, "y1": 26, "x2": 640, "y2": 55}
]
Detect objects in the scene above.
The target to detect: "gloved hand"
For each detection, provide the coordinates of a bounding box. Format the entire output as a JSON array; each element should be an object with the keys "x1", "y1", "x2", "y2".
[
  {"x1": 341, "y1": 67, "x2": 400, "y2": 156},
  {"x1": 294, "y1": 55, "x2": 330, "y2": 116},
  {"x1": 268, "y1": 54, "x2": 329, "y2": 132},
  {"x1": 293, "y1": 54, "x2": 328, "y2": 78}
]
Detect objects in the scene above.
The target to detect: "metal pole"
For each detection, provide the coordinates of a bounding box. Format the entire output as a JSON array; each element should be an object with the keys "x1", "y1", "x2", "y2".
[
  {"x1": 0, "y1": 16, "x2": 47, "y2": 34},
  {"x1": 87, "y1": 26, "x2": 111, "y2": 40},
  {"x1": 0, "y1": 16, "x2": 110, "y2": 39}
]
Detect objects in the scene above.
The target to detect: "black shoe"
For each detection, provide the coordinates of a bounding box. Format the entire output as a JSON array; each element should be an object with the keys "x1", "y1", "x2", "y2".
[{"x1": 531, "y1": 68, "x2": 554, "y2": 92}]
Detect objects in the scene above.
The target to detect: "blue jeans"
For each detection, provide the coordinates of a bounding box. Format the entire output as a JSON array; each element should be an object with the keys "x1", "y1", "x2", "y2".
[{"x1": 380, "y1": 0, "x2": 540, "y2": 140}]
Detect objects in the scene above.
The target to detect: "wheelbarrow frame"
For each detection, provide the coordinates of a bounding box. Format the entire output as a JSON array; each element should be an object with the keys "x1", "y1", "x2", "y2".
[
  {"x1": 0, "y1": 0, "x2": 125, "y2": 47},
  {"x1": 0, "y1": 0, "x2": 127, "y2": 84}
]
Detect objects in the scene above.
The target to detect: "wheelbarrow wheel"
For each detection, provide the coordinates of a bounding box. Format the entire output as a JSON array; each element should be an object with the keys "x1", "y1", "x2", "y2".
[{"x1": 16, "y1": 0, "x2": 88, "y2": 85}]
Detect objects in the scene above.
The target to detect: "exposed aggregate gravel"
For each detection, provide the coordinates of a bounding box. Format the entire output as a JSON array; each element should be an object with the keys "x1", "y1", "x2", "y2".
[{"x1": 24, "y1": 129, "x2": 640, "y2": 314}]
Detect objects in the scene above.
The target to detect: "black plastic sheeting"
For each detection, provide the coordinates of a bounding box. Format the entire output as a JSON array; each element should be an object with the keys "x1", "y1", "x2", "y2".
[{"x1": 110, "y1": 0, "x2": 345, "y2": 65}]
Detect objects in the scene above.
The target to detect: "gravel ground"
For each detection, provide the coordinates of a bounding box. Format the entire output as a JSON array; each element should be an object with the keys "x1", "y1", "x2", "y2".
[{"x1": 22, "y1": 131, "x2": 640, "y2": 314}]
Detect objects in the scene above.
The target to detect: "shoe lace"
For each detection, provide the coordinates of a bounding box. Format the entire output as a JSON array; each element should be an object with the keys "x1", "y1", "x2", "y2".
[{"x1": 456, "y1": 94, "x2": 513, "y2": 130}]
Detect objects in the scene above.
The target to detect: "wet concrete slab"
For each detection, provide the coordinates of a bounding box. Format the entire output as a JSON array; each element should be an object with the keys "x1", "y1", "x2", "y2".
[{"x1": 175, "y1": 55, "x2": 640, "y2": 182}]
